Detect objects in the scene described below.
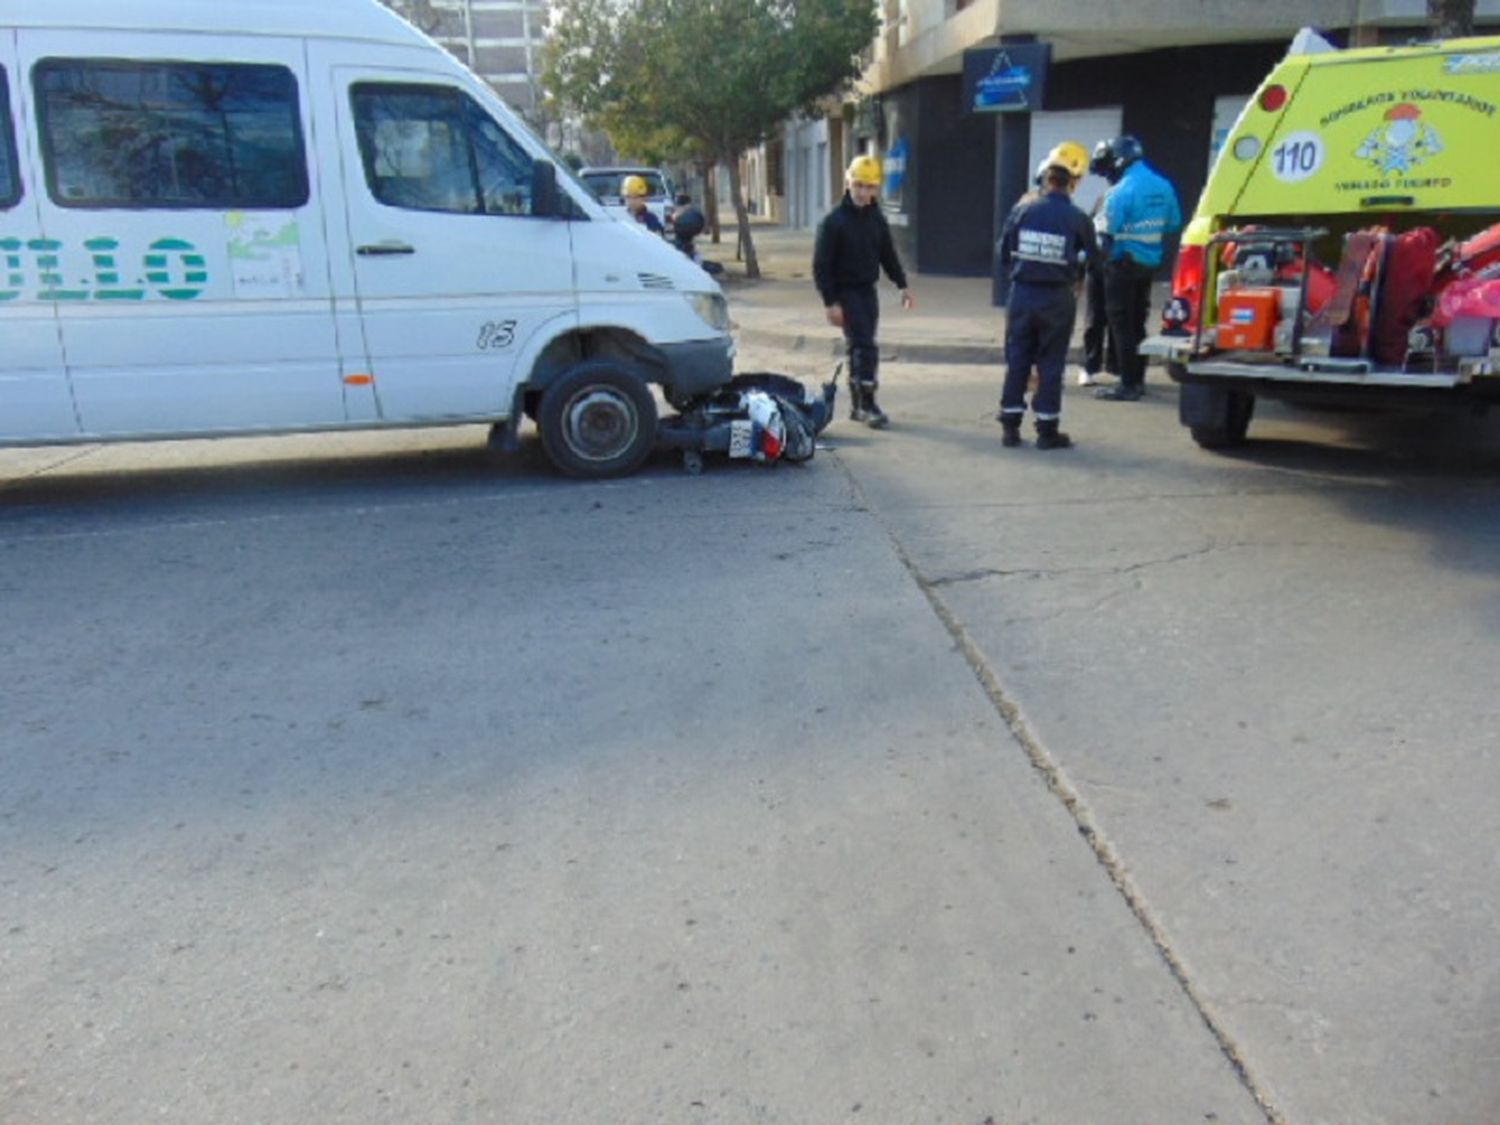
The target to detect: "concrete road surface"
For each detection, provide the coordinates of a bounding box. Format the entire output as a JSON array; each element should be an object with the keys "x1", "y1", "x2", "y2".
[{"x1": 3, "y1": 355, "x2": 1499, "y2": 1124}]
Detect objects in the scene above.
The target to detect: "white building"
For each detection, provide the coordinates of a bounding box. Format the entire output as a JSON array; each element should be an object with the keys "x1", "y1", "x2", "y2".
[{"x1": 428, "y1": 0, "x2": 548, "y2": 118}]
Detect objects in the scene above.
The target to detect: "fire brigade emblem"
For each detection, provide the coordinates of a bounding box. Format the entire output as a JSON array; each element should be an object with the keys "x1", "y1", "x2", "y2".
[{"x1": 1354, "y1": 102, "x2": 1442, "y2": 173}]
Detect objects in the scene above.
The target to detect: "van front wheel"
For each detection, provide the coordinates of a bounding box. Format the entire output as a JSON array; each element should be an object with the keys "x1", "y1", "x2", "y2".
[{"x1": 537, "y1": 361, "x2": 658, "y2": 478}]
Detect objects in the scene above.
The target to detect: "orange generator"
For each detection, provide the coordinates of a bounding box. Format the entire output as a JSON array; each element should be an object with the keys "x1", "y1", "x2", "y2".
[{"x1": 1215, "y1": 287, "x2": 1281, "y2": 351}]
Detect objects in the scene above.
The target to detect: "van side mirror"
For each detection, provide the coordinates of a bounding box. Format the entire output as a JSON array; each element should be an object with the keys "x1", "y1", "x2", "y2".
[{"x1": 531, "y1": 160, "x2": 563, "y2": 219}]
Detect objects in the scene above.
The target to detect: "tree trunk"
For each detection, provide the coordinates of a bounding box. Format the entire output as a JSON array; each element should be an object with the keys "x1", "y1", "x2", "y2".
[
  {"x1": 701, "y1": 161, "x2": 721, "y2": 244},
  {"x1": 1428, "y1": 0, "x2": 1475, "y2": 37},
  {"x1": 726, "y1": 153, "x2": 759, "y2": 280}
]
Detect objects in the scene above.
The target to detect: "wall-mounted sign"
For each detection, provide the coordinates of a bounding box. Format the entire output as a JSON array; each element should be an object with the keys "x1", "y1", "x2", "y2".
[
  {"x1": 883, "y1": 136, "x2": 908, "y2": 201},
  {"x1": 963, "y1": 44, "x2": 1051, "y2": 113}
]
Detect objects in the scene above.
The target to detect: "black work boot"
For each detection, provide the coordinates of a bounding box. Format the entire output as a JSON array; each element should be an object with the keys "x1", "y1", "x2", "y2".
[
  {"x1": 998, "y1": 414, "x2": 1023, "y2": 447},
  {"x1": 1035, "y1": 419, "x2": 1073, "y2": 450},
  {"x1": 858, "y1": 382, "x2": 889, "y2": 429},
  {"x1": 847, "y1": 379, "x2": 864, "y2": 422}
]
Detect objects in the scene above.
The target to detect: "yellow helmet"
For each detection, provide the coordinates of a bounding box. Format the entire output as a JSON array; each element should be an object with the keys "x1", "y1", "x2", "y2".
[
  {"x1": 621, "y1": 174, "x2": 649, "y2": 198},
  {"x1": 1044, "y1": 141, "x2": 1089, "y2": 180},
  {"x1": 846, "y1": 155, "x2": 882, "y2": 187}
]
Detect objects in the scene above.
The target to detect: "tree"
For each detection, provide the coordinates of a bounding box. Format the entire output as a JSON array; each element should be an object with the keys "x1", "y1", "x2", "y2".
[
  {"x1": 544, "y1": 0, "x2": 879, "y2": 278},
  {"x1": 1427, "y1": 0, "x2": 1475, "y2": 37}
]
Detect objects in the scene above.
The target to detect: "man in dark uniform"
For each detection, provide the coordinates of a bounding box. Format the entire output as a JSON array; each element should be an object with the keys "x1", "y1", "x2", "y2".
[
  {"x1": 812, "y1": 155, "x2": 915, "y2": 429},
  {"x1": 996, "y1": 150, "x2": 1098, "y2": 449}
]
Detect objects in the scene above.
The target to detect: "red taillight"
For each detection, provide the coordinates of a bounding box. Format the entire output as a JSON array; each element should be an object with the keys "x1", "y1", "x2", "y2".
[
  {"x1": 1258, "y1": 84, "x2": 1288, "y2": 113},
  {"x1": 1162, "y1": 243, "x2": 1205, "y2": 335}
]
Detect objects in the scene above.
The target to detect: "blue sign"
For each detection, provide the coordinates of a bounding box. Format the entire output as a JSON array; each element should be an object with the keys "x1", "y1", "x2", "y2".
[
  {"x1": 963, "y1": 44, "x2": 1051, "y2": 113},
  {"x1": 884, "y1": 136, "x2": 908, "y2": 198}
]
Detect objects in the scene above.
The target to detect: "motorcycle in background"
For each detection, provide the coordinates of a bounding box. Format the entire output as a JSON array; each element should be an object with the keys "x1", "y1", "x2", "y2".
[{"x1": 671, "y1": 195, "x2": 722, "y2": 276}]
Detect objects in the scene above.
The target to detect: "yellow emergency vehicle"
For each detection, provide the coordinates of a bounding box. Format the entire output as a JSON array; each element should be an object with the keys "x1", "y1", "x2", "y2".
[{"x1": 1144, "y1": 29, "x2": 1500, "y2": 448}]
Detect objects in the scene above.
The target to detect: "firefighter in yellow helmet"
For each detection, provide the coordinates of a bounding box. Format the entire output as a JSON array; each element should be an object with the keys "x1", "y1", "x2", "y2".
[
  {"x1": 995, "y1": 143, "x2": 1098, "y2": 449},
  {"x1": 811, "y1": 154, "x2": 915, "y2": 429},
  {"x1": 621, "y1": 174, "x2": 663, "y2": 235},
  {"x1": 1045, "y1": 141, "x2": 1089, "y2": 181}
]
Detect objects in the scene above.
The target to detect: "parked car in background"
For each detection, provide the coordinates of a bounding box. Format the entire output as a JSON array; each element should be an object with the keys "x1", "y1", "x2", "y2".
[{"x1": 580, "y1": 166, "x2": 675, "y2": 230}]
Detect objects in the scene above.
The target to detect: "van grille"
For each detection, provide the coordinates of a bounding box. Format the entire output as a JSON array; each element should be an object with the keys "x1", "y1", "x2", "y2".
[{"x1": 637, "y1": 272, "x2": 676, "y2": 290}]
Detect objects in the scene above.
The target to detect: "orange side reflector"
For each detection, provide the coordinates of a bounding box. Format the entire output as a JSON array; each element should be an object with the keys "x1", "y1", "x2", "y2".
[{"x1": 343, "y1": 373, "x2": 374, "y2": 386}]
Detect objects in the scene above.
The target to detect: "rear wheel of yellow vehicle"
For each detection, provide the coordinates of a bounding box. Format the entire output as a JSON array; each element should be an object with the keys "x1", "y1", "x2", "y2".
[
  {"x1": 1191, "y1": 390, "x2": 1255, "y2": 449},
  {"x1": 1179, "y1": 377, "x2": 1256, "y2": 450}
]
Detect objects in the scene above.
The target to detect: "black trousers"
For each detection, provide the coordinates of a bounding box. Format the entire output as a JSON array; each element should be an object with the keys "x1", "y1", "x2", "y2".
[
  {"x1": 1082, "y1": 262, "x2": 1116, "y2": 376},
  {"x1": 1103, "y1": 258, "x2": 1154, "y2": 388},
  {"x1": 838, "y1": 285, "x2": 880, "y2": 385}
]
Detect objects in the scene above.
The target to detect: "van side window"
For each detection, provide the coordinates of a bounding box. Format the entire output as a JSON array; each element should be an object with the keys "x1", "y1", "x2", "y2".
[
  {"x1": 0, "y1": 70, "x2": 19, "y2": 208},
  {"x1": 351, "y1": 83, "x2": 536, "y2": 216},
  {"x1": 35, "y1": 59, "x2": 307, "y2": 209}
]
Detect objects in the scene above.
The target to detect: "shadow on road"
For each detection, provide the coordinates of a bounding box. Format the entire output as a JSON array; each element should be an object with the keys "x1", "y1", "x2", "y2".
[
  {"x1": 0, "y1": 430, "x2": 785, "y2": 527},
  {"x1": 1227, "y1": 404, "x2": 1500, "y2": 479}
]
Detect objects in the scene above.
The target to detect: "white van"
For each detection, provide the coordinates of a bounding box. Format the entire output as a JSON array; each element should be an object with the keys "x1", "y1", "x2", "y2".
[{"x1": 0, "y1": 0, "x2": 734, "y2": 477}]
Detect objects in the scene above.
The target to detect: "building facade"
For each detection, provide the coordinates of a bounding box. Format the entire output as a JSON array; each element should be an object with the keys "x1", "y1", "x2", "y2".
[
  {"x1": 429, "y1": 0, "x2": 548, "y2": 119},
  {"x1": 758, "y1": 0, "x2": 1500, "y2": 284}
]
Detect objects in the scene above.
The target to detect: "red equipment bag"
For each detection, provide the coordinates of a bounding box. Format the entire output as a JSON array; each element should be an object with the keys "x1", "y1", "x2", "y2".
[
  {"x1": 1319, "y1": 229, "x2": 1386, "y2": 357},
  {"x1": 1453, "y1": 222, "x2": 1500, "y2": 278},
  {"x1": 1371, "y1": 227, "x2": 1439, "y2": 365}
]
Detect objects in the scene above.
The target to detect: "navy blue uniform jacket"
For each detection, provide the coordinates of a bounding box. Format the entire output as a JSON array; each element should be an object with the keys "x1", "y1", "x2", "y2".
[{"x1": 998, "y1": 190, "x2": 1099, "y2": 289}]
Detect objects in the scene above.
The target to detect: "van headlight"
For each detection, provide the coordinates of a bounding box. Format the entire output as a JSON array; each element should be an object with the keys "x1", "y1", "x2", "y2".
[{"x1": 685, "y1": 292, "x2": 731, "y2": 332}]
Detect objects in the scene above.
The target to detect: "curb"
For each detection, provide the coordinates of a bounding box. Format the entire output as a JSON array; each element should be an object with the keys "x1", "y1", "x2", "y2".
[{"x1": 735, "y1": 326, "x2": 1005, "y2": 366}]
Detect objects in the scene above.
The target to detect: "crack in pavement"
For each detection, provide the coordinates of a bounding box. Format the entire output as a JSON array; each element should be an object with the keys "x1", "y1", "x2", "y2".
[
  {"x1": 831, "y1": 449, "x2": 1286, "y2": 1125},
  {"x1": 924, "y1": 542, "x2": 1231, "y2": 588}
]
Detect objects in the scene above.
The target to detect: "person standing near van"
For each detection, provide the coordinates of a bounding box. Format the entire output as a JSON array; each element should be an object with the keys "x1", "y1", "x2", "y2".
[
  {"x1": 622, "y1": 175, "x2": 664, "y2": 235},
  {"x1": 995, "y1": 145, "x2": 1097, "y2": 449},
  {"x1": 671, "y1": 192, "x2": 706, "y2": 257},
  {"x1": 1092, "y1": 135, "x2": 1181, "y2": 402},
  {"x1": 1077, "y1": 140, "x2": 1123, "y2": 388},
  {"x1": 813, "y1": 155, "x2": 915, "y2": 429}
]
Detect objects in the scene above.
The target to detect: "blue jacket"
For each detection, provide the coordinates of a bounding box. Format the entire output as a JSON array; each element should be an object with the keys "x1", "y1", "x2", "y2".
[
  {"x1": 633, "y1": 208, "x2": 664, "y2": 235},
  {"x1": 1098, "y1": 161, "x2": 1181, "y2": 269}
]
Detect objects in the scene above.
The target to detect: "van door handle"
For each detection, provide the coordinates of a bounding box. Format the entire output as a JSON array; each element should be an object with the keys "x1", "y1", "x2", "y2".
[{"x1": 357, "y1": 242, "x2": 415, "y2": 256}]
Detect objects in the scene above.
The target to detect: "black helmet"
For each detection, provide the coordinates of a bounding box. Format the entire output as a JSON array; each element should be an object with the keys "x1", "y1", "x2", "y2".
[
  {"x1": 1092, "y1": 136, "x2": 1144, "y2": 183},
  {"x1": 1089, "y1": 139, "x2": 1117, "y2": 181},
  {"x1": 1111, "y1": 135, "x2": 1144, "y2": 169}
]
